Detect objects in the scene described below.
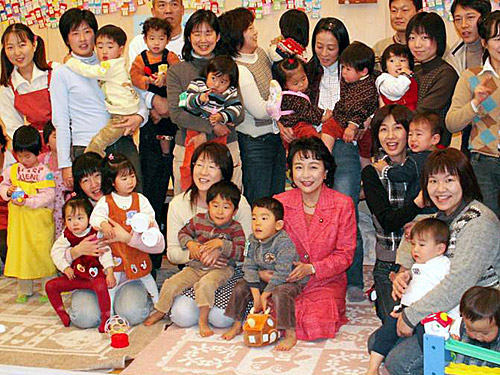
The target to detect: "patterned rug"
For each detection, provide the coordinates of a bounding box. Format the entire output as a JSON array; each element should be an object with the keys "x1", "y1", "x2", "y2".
[
  {"x1": 0, "y1": 276, "x2": 163, "y2": 371},
  {"x1": 123, "y1": 267, "x2": 382, "y2": 375}
]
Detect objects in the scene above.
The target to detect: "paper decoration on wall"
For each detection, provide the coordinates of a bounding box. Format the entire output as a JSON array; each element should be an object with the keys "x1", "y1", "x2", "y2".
[
  {"x1": 183, "y1": 0, "x2": 224, "y2": 13},
  {"x1": 338, "y1": 0, "x2": 376, "y2": 4},
  {"x1": 422, "y1": 0, "x2": 453, "y2": 21},
  {"x1": 0, "y1": 0, "x2": 146, "y2": 29},
  {"x1": 241, "y1": 0, "x2": 321, "y2": 19}
]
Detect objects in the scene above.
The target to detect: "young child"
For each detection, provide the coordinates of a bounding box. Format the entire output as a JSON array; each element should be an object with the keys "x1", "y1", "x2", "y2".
[
  {"x1": 373, "y1": 112, "x2": 441, "y2": 203},
  {"x1": 376, "y1": 44, "x2": 418, "y2": 111},
  {"x1": 144, "y1": 180, "x2": 245, "y2": 336},
  {"x1": 89, "y1": 153, "x2": 159, "y2": 305},
  {"x1": 130, "y1": 17, "x2": 180, "y2": 156},
  {"x1": 178, "y1": 56, "x2": 242, "y2": 190},
  {"x1": 451, "y1": 286, "x2": 500, "y2": 368},
  {"x1": 0, "y1": 125, "x2": 56, "y2": 303},
  {"x1": 367, "y1": 218, "x2": 458, "y2": 375},
  {"x1": 269, "y1": 57, "x2": 332, "y2": 150},
  {"x1": 321, "y1": 41, "x2": 379, "y2": 164},
  {"x1": 65, "y1": 25, "x2": 140, "y2": 157},
  {"x1": 222, "y1": 197, "x2": 308, "y2": 351},
  {"x1": 39, "y1": 122, "x2": 66, "y2": 238},
  {"x1": 268, "y1": 9, "x2": 309, "y2": 62},
  {"x1": 45, "y1": 196, "x2": 115, "y2": 332}
]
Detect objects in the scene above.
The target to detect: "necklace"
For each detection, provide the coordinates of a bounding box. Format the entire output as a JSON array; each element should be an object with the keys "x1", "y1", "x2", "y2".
[{"x1": 302, "y1": 200, "x2": 317, "y2": 209}]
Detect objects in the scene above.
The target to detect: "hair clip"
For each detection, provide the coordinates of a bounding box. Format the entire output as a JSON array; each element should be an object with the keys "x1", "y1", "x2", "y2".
[
  {"x1": 288, "y1": 58, "x2": 295, "y2": 64},
  {"x1": 108, "y1": 153, "x2": 114, "y2": 161}
]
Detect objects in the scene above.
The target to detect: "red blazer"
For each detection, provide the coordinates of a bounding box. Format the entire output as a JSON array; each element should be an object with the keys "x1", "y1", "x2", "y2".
[{"x1": 275, "y1": 185, "x2": 356, "y2": 341}]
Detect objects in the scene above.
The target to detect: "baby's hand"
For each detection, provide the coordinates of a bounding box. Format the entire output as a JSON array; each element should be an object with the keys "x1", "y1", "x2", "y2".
[
  {"x1": 106, "y1": 270, "x2": 116, "y2": 288},
  {"x1": 321, "y1": 109, "x2": 333, "y2": 123},
  {"x1": 187, "y1": 241, "x2": 202, "y2": 260},
  {"x1": 343, "y1": 123, "x2": 357, "y2": 143},
  {"x1": 12, "y1": 197, "x2": 25, "y2": 206},
  {"x1": 199, "y1": 91, "x2": 210, "y2": 104},
  {"x1": 209, "y1": 113, "x2": 224, "y2": 125},
  {"x1": 6, "y1": 185, "x2": 17, "y2": 198},
  {"x1": 400, "y1": 67, "x2": 413, "y2": 76},
  {"x1": 100, "y1": 221, "x2": 115, "y2": 239},
  {"x1": 373, "y1": 159, "x2": 389, "y2": 172},
  {"x1": 64, "y1": 267, "x2": 75, "y2": 280},
  {"x1": 153, "y1": 73, "x2": 167, "y2": 87},
  {"x1": 187, "y1": 133, "x2": 207, "y2": 149}
]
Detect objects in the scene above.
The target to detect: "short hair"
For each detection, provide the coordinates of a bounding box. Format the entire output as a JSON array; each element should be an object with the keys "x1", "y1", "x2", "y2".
[
  {"x1": 205, "y1": 55, "x2": 239, "y2": 87},
  {"x1": 421, "y1": 148, "x2": 483, "y2": 207},
  {"x1": 272, "y1": 56, "x2": 306, "y2": 90},
  {"x1": 43, "y1": 121, "x2": 55, "y2": 146},
  {"x1": 182, "y1": 10, "x2": 220, "y2": 61},
  {"x1": 411, "y1": 112, "x2": 442, "y2": 136},
  {"x1": 410, "y1": 218, "x2": 450, "y2": 246},
  {"x1": 217, "y1": 8, "x2": 255, "y2": 58},
  {"x1": 381, "y1": 43, "x2": 415, "y2": 72},
  {"x1": 62, "y1": 196, "x2": 94, "y2": 221},
  {"x1": 451, "y1": 0, "x2": 491, "y2": 17},
  {"x1": 13, "y1": 125, "x2": 42, "y2": 155},
  {"x1": 252, "y1": 197, "x2": 284, "y2": 221},
  {"x1": 96, "y1": 24, "x2": 127, "y2": 47},
  {"x1": 207, "y1": 180, "x2": 241, "y2": 209},
  {"x1": 287, "y1": 137, "x2": 336, "y2": 189},
  {"x1": 58, "y1": 8, "x2": 98, "y2": 50},
  {"x1": 389, "y1": 0, "x2": 422, "y2": 11},
  {"x1": 72, "y1": 152, "x2": 103, "y2": 197},
  {"x1": 279, "y1": 9, "x2": 310, "y2": 47},
  {"x1": 142, "y1": 17, "x2": 172, "y2": 39},
  {"x1": 101, "y1": 153, "x2": 138, "y2": 195},
  {"x1": 371, "y1": 105, "x2": 414, "y2": 155},
  {"x1": 339, "y1": 41, "x2": 375, "y2": 75},
  {"x1": 460, "y1": 286, "x2": 500, "y2": 327},
  {"x1": 406, "y1": 12, "x2": 447, "y2": 57}
]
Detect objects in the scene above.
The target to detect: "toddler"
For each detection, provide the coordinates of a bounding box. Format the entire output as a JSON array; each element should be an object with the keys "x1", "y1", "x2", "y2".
[
  {"x1": 451, "y1": 286, "x2": 500, "y2": 368},
  {"x1": 373, "y1": 112, "x2": 441, "y2": 203},
  {"x1": 89, "y1": 153, "x2": 159, "y2": 305},
  {"x1": 130, "y1": 17, "x2": 180, "y2": 156},
  {"x1": 144, "y1": 181, "x2": 245, "y2": 335},
  {"x1": 376, "y1": 44, "x2": 418, "y2": 111},
  {"x1": 222, "y1": 197, "x2": 308, "y2": 351},
  {"x1": 65, "y1": 25, "x2": 140, "y2": 157},
  {"x1": 268, "y1": 9, "x2": 309, "y2": 62},
  {"x1": 321, "y1": 41, "x2": 379, "y2": 164},
  {"x1": 45, "y1": 197, "x2": 114, "y2": 332},
  {"x1": 367, "y1": 218, "x2": 458, "y2": 375},
  {"x1": 0, "y1": 126, "x2": 56, "y2": 303}
]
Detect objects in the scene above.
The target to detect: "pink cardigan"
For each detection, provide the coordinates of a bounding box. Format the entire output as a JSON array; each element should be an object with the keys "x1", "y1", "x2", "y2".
[{"x1": 275, "y1": 185, "x2": 356, "y2": 341}]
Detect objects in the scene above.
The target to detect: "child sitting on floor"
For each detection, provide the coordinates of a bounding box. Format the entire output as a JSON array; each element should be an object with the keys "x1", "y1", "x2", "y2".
[
  {"x1": 144, "y1": 181, "x2": 245, "y2": 336},
  {"x1": 222, "y1": 197, "x2": 308, "y2": 351},
  {"x1": 45, "y1": 196, "x2": 114, "y2": 332}
]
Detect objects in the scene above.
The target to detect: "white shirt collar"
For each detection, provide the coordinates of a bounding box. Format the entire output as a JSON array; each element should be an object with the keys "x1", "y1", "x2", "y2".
[
  {"x1": 322, "y1": 61, "x2": 339, "y2": 76},
  {"x1": 235, "y1": 51, "x2": 258, "y2": 64},
  {"x1": 478, "y1": 58, "x2": 500, "y2": 79},
  {"x1": 10, "y1": 64, "x2": 47, "y2": 90}
]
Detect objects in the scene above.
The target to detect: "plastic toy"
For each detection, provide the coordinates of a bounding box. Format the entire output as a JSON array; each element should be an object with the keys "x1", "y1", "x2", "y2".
[
  {"x1": 104, "y1": 315, "x2": 130, "y2": 348},
  {"x1": 421, "y1": 311, "x2": 453, "y2": 340},
  {"x1": 243, "y1": 307, "x2": 279, "y2": 347},
  {"x1": 11, "y1": 188, "x2": 26, "y2": 202}
]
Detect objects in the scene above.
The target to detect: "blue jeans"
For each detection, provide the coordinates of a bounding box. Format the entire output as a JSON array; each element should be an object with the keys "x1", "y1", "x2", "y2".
[
  {"x1": 70, "y1": 280, "x2": 152, "y2": 328},
  {"x1": 471, "y1": 153, "x2": 500, "y2": 218},
  {"x1": 237, "y1": 132, "x2": 286, "y2": 205},
  {"x1": 170, "y1": 295, "x2": 234, "y2": 328},
  {"x1": 332, "y1": 140, "x2": 364, "y2": 288}
]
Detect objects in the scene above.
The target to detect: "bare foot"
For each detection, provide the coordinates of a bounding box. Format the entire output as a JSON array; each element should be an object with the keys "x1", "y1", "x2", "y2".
[
  {"x1": 274, "y1": 329, "x2": 297, "y2": 351},
  {"x1": 221, "y1": 322, "x2": 242, "y2": 341},
  {"x1": 143, "y1": 310, "x2": 165, "y2": 326},
  {"x1": 199, "y1": 322, "x2": 214, "y2": 337}
]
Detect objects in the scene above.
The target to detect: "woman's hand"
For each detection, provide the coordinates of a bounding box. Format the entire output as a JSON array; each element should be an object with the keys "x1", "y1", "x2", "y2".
[
  {"x1": 286, "y1": 261, "x2": 314, "y2": 282},
  {"x1": 392, "y1": 268, "x2": 411, "y2": 300},
  {"x1": 343, "y1": 123, "x2": 357, "y2": 143},
  {"x1": 152, "y1": 95, "x2": 170, "y2": 117},
  {"x1": 199, "y1": 246, "x2": 226, "y2": 268},
  {"x1": 149, "y1": 108, "x2": 162, "y2": 125},
  {"x1": 403, "y1": 221, "x2": 416, "y2": 240},
  {"x1": 396, "y1": 314, "x2": 414, "y2": 337},
  {"x1": 72, "y1": 234, "x2": 106, "y2": 259},
  {"x1": 413, "y1": 191, "x2": 425, "y2": 209},
  {"x1": 99, "y1": 218, "x2": 133, "y2": 245},
  {"x1": 259, "y1": 269, "x2": 274, "y2": 283},
  {"x1": 213, "y1": 123, "x2": 231, "y2": 137},
  {"x1": 473, "y1": 76, "x2": 494, "y2": 107},
  {"x1": 277, "y1": 121, "x2": 295, "y2": 144},
  {"x1": 62, "y1": 167, "x2": 74, "y2": 190},
  {"x1": 113, "y1": 114, "x2": 143, "y2": 136}
]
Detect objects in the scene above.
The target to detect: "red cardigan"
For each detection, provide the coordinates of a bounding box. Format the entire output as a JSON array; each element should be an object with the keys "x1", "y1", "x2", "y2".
[{"x1": 275, "y1": 185, "x2": 356, "y2": 341}]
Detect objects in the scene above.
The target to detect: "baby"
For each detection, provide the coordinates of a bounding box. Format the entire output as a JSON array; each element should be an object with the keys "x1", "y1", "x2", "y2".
[
  {"x1": 222, "y1": 197, "x2": 308, "y2": 351},
  {"x1": 65, "y1": 25, "x2": 140, "y2": 157}
]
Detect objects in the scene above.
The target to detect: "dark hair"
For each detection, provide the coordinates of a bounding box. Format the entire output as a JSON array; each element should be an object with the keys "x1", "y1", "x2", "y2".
[
  {"x1": 371, "y1": 104, "x2": 413, "y2": 155},
  {"x1": 59, "y1": 8, "x2": 98, "y2": 51},
  {"x1": 13, "y1": 125, "x2": 42, "y2": 155},
  {"x1": 62, "y1": 195, "x2": 94, "y2": 221},
  {"x1": 96, "y1": 24, "x2": 127, "y2": 47},
  {"x1": 451, "y1": 0, "x2": 491, "y2": 17},
  {"x1": 381, "y1": 43, "x2": 415, "y2": 72},
  {"x1": 185, "y1": 142, "x2": 234, "y2": 207},
  {"x1": 142, "y1": 17, "x2": 172, "y2": 39},
  {"x1": 0, "y1": 127, "x2": 7, "y2": 154},
  {"x1": 460, "y1": 286, "x2": 500, "y2": 327},
  {"x1": 272, "y1": 56, "x2": 306, "y2": 89},
  {"x1": 406, "y1": 12, "x2": 447, "y2": 58},
  {"x1": 279, "y1": 9, "x2": 310, "y2": 47},
  {"x1": 205, "y1": 55, "x2": 239, "y2": 87},
  {"x1": 410, "y1": 217, "x2": 450, "y2": 246},
  {"x1": 217, "y1": 8, "x2": 255, "y2": 58},
  {"x1": 340, "y1": 41, "x2": 375, "y2": 75},
  {"x1": 389, "y1": 0, "x2": 423, "y2": 11},
  {"x1": 182, "y1": 10, "x2": 220, "y2": 61},
  {"x1": 207, "y1": 180, "x2": 241, "y2": 209},
  {"x1": 421, "y1": 148, "x2": 483, "y2": 208},
  {"x1": 43, "y1": 121, "x2": 55, "y2": 146},
  {"x1": 478, "y1": 11, "x2": 500, "y2": 62},
  {"x1": 1, "y1": 24, "x2": 51, "y2": 86},
  {"x1": 101, "y1": 153, "x2": 138, "y2": 195},
  {"x1": 411, "y1": 112, "x2": 442, "y2": 136},
  {"x1": 287, "y1": 137, "x2": 336, "y2": 188},
  {"x1": 252, "y1": 196, "x2": 284, "y2": 221},
  {"x1": 72, "y1": 152, "x2": 103, "y2": 197}
]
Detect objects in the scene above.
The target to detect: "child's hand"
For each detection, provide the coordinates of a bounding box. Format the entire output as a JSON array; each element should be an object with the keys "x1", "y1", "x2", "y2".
[
  {"x1": 343, "y1": 123, "x2": 357, "y2": 143},
  {"x1": 321, "y1": 109, "x2": 332, "y2": 123},
  {"x1": 106, "y1": 270, "x2": 116, "y2": 288},
  {"x1": 260, "y1": 291, "x2": 271, "y2": 311},
  {"x1": 373, "y1": 159, "x2": 388, "y2": 172},
  {"x1": 270, "y1": 35, "x2": 283, "y2": 46},
  {"x1": 400, "y1": 67, "x2": 413, "y2": 76},
  {"x1": 209, "y1": 113, "x2": 224, "y2": 126},
  {"x1": 12, "y1": 197, "x2": 25, "y2": 206},
  {"x1": 390, "y1": 310, "x2": 402, "y2": 318},
  {"x1": 253, "y1": 296, "x2": 263, "y2": 313},
  {"x1": 64, "y1": 267, "x2": 75, "y2": 280},
  {"x1": 100, "y1": 221, "x2": 115, "y2": 239},
  {"x1": 200, "y1": 238, "x2": 223, "y2": 254},
  {"x1": 451, "y1": 334, "x2": 460, "y2": 341},
  {"x1": 473, "y1": 76, "x2": 494, "y2": 106},
  {"x1": 6, "y1": 185, "x2": 17, "y2": 198},
  {"x1": 187, "y1": 241, "x2": 202, "y2": 260},
  {"x1": 153, "y1": 73, "x2": 167, "y2": 87},
  {"x1": 200, "y1": 91, "x2": 210, "y2": 104},
  {"x1": 187, "y1": 133, "x2": 207, "y2": 150}
]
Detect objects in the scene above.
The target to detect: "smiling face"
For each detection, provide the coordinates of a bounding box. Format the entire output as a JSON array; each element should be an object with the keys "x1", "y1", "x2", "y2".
[
  {"x1": 95, "y1": 35, "x2": 123, "y2": 61},
  {"x1": 408, "y1": 32, "x2": 438, "y2": 63},
  {"x1": 190, "y1": 22, "x2": 219, "y2": 58},
  {"x1": 239, "y1": 22, "x2": 259, "y2": 54},
  {"x1": 113, "y1": 170, "x2": 137, "y2": 196},
  {"x1": 67, "y1": 21, "x2": 95, "y2": 57},
  {"x1": 252, "y1": 206, "x2": 283, "y2": 241},
  {"x1": 314, "y1": 30, "x2": 340, "y2": 67},
  {"x1": 453, "y1": 5, "x2": 482, "y2": 44},
  {"x1": 390, "y1": 0, "x2": 418, "y2": 34},
  {"x1": 291, "y1": 151, "x2": 327, "y2": 197},
  {"x1": 285, "y1": 64, "x2": 309, "y2": 93},
  {"x1": 208, "y1": 194, "x2": 235, "y2": 227},
  {"x1": 79, "y1": 171, "x2": 103, "y2": 202},
  {"x1": 65, "y1": 206, "x2": 90, "y2": 235},
  {"x1": 378, "y1": 115, "x2": 408, "y2": 164},
  {"x1": 145, "y1": 28, "x2": 169, "y2": 56},
  {"x1": 427, "y1": 170, "x2": 464, "y2": 215},
  {"x1": 408, "y1": 120, "x2": 440, "y2": 152},
  {"x1": 3, "y1": 32, "x2": 36, "y2": 74},
  {"x1": 192, "y1": 153, "x2": 223, "y2": 194},
  {"x1": 385, "y1": 52, "x2": 411, "y2": 77},
  {"x1": 484, "y1": 25, "x2": 500, "y2": 67}
]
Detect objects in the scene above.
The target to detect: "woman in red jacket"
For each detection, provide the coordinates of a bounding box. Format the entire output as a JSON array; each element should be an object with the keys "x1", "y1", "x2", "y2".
[{"x1": 273, "y1": 137, "x2": 356, "y2": 340}]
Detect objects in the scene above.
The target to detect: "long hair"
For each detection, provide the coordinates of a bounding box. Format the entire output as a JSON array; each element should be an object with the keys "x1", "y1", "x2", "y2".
[{"x1": 217, "y1": 8, "x2": 255, "y2": 58}]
